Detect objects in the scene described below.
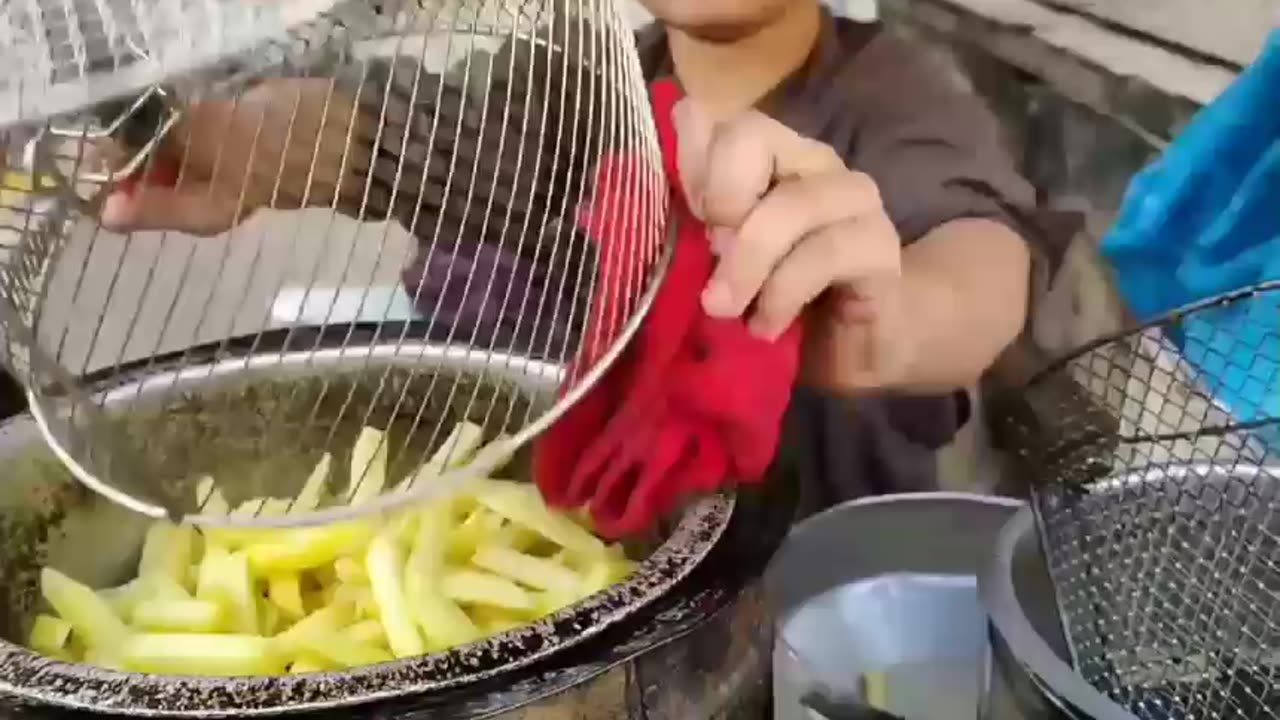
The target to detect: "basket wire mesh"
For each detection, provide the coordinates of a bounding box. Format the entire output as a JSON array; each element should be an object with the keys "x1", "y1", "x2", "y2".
[
  {"x1": 0, "y1": 0, "x2": 672, "y2": 528},
  {"x1": 1004, "y1": 282, "x2": 1280, "y2": 719}
]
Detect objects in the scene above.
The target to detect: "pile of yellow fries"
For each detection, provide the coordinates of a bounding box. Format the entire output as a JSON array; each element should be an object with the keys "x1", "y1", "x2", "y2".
[{"x1": 28, "y1": 423, "x2": 634, "y2": 676}]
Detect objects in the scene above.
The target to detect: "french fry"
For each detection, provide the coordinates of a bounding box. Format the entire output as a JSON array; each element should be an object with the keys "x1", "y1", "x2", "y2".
[
  {"x1": 342, "y1": 619, "x2": 387, "y2": 648},
  {"x1": 40, "y1": 568, "x2": 128, "y2": 650},
  {"x1": 471, "y1": 480, "x2": 605, "y2": 558},
  {"x1": 365, "y1": 532, "x2": 424, "y2": 658},
  {"x1": 346, "y1": 426, "x2": 389, "y2": 505},
  {"x1": 230, "y1": 497, "x2": 295, "y2": 518},
  {"x1": 491, "y1": 522, "x2": 541, "y2": 553},
  {"x1": 288, "y1": 656, "x2": 331, "y2": 674},
  {"x1": 243, "y1": 522, "x2": 374, "y2": 574},
  {"x1": 194, "y1": 475, "x2": 230, "y2": 516},
  {"x1": 294, "y1": 633, "x2": 392, "y2": 669},
  {"x1": 259, "y1": 597, "x2": 283, "y2": 636},
  {"x1": 28, "y1": 614, "x2": 73, "y2": 656},
  {"x1": 441, "y1": 569, "x2": 535, "y2": 612},
  {"x1": 334, "y1": 556, "x2": 368, "y2": 586},
  {"x1": 294, "y1": 452, "x2": 332, "y2": 512},
  {"x1": 121, "y1": 634, "x2": 285, "y2": 677},
  {"x1": 331, "y1": 584, "x2": 377, "y2": 619},
  {"x1": 406, "y1": 504, "x2": 480, "y2": 649},
  {"x1": 83, "y1": 645, "x2": 124, "y2": 670},
  {"x1": 404, "y1": 421, "x2": 486, "y2": 488},
  {"x1": 472, "y1": 607, "x2": 525, "y2": 636},
  {"x1": 131, "y1": 598, "x2": 223, "y2": 633},
  {"x1": 103, "y1": 575, "x2": 187, "y2": 618},
  {"x1": 267, "y1": 574, "x2": 305, "y2": 620},
  {"x1": 580, "y1": 552, "x2": 637, "y2": 597},
  {"x1": 447, "y1": 508, "x2": 505, "y2": 562},
  {"x1": 195, "y1": 547, "x2": 257, "y2": 635},
  {"x1": 138, "y1": 522, "x2": 197, "y2": 589},
  {"x1": 272, "y1": 600, "x2": 356, "y2": 656},
  {"x1": 471, "y1": 545, "x2": 582, "y2": 595}
]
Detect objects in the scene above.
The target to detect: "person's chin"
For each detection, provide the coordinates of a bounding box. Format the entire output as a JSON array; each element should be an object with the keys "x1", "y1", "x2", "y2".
[{"x1": 667, "y1": 20, "x2": 772, "y2": 43}]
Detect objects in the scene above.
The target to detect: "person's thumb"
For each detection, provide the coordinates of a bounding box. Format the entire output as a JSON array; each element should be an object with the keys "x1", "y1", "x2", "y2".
[
  {"x1": 671, "y1": 97, "x2": 715, "y2": 220},
  {"x1": 100, "y1": 182, "x2": 241, "y2": 237}
]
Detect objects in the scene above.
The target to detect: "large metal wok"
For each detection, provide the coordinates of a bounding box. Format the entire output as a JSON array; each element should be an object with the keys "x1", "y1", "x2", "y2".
[{"x1": 0, "y1": 323, "x2": 785, "y2": 718}]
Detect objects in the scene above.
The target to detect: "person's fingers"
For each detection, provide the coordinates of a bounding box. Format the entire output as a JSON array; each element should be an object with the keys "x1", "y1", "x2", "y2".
[
  {"x1": 701, "y1": 170, "x2": 881, "y2": 318},
  {"x1": 100, "y1": 182, "x2": 241, "y2": 236},
  {"x1": 747, "y1": 214, "x2": 901, "y2": 340},
  {"x1": 698, "y1": 112, "x2": 845, "y2": 230}
]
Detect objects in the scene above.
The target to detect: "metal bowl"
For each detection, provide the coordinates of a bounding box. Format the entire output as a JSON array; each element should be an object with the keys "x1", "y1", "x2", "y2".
[{"x1": 0, "y1": 324, "x2": 733, "y2": 716}]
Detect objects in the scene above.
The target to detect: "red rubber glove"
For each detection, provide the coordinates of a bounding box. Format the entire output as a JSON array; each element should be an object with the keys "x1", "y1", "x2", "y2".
[{"x1": 535, "y1": 79, "x2": 803, "y2": 538}]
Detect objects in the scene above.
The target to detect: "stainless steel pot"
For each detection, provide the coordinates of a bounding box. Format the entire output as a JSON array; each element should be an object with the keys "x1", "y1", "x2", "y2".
[
  {"x1": 765, "y1": 492, "x2": 1028, "y2": 720},
  {"x1": 0, "y1": 323, "x2": 764, "y2": 717}
]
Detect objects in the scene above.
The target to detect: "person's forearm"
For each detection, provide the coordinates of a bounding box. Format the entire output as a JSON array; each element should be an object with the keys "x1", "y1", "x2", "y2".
[{"x1": 891, "y1": 217, "x2": 1031, "y2": 393}]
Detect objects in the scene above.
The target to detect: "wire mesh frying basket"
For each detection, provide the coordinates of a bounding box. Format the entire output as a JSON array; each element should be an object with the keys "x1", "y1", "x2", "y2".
[
  {"x1": 999, "y1": 282, "x2": 1280, "y2": 719},
  {"x1": 0, "y1": 0, "x2": 671, "y2": 528}
]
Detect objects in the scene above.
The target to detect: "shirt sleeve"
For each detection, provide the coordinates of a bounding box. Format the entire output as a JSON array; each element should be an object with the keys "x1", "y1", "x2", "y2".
[{"x1": 846, "y1": 32, "x2": 1048, "y2": 252}]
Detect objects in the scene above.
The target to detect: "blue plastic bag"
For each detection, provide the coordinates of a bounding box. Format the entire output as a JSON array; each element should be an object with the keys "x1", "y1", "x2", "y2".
[{"x1": 1100, "y1": 30, "x2": 1280, "y2": 426}]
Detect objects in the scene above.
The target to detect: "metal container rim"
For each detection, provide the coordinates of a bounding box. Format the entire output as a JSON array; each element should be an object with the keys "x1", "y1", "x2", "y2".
[{"x1": 979, "y1": 506, "x2": 1139, "y2": 720}]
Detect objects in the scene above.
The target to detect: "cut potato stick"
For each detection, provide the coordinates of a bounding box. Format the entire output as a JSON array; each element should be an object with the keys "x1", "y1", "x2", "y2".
[
  {"x1": 447, "y1": 508, "x2": 505, "y2": 562},
  {"x1": 41, "y1": 568, "x2": 128, "y2": 649},
  {"x1": 294, "y1": 452, "x2": 331, "y2": 512},
  {"x1": 405, "y1": 504, "x2": 480, "y2": 648},
  {"x1": 404, "y1": 564, "x2": 480, "y2": 650},
  {"x1": 132, "y1": 598, "x2": 223, "y2": 633},
  {"x1": 289, "y1": 656, "x2": 331, "y2": 674},
  {"x1": 267, "y1": 574, "x2": 305, "y2": 620},
  {"x1": 196, "y1": 546, "x2": 257, "y2": 634},
  {"x1": 138, "y1": 522, "x2": 196, "y2": 589},
  {"x1": 342, "y1": 619, "x2": 387, "y2": 648},
  {"x1": 28, "y1": 614, "x2": 72, "y2": 656},
  {"x1": 122, "y1": 634, "x2": 285, "y2": 677},
  {"x1": 441, "y1": 568, "x2": 535, "y2": 612},
  {"x1": 471, "y1": 480, "x2": 605, "y2": 557},
  {"x1": 580, "y1": 554, "x2": 637, "y2": 597},
  {"x1": 346, "y1": 426, "x2": 389, "y2": 505},
  {"x1": 243, "y1": 522, "x2": 374, "y2": 574},
  {"x1": 331, "y1": 584, "x2": 377, "y2": 619},
  {"x1": 410, "y1": 503, "x2": 451, "y2": 575},
  {"x1": 194, "y1": 475, "x2": 230, "y2": 516},
  {"x1": 102, "y1": 575, "x2": 185, "y2": 618},
  {"x1": 273, "y1": 601, "x2": 356, "y2": 655},
  {"x1": 365, "y1": 532, "x2": 424, "y2": 658},
  {"x1": 405, "y1": 421, "x2": 486, "y2": 488},
  {"x1": 83, "y1": 645, "x2": 125, "y2": 670},
  {"x1": 471, "y1": 545, "x2": 582, "y2": 595},
  {"x1": 334, "y1": 556, "x2": 368, "y2": 586},
  {"x1": 295, "y1": 633, "x2": 392, "y2": 669},
  {"x1": 223, "y1": 552, "x2": 259, "y2": 635}
]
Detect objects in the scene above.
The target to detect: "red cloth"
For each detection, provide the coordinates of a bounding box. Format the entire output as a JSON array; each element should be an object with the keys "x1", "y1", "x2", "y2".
[
  {"x1": 535, "y1": 79, "x2": 804, "y2": 538},
  {"x1": 116, "y1": 158, "x2": 180, "y2": 195}
]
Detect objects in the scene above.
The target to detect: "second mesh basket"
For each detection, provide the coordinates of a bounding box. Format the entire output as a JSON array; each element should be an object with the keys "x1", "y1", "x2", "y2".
[
  {"x1": 1000, "y1": 282, "x2": 1280, "y2": 719},
  {"x1": 0, "y1": 0, "x2": 672, "y2": 528}
]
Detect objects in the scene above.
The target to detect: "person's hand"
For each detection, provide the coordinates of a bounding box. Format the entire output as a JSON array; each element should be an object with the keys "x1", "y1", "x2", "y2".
[
  {"x1": 97, "y1": 78, "x2": 372, "y2": 236},
  {"x1": 672, "y1": 101, "x2": 912, "y2": 393}
]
